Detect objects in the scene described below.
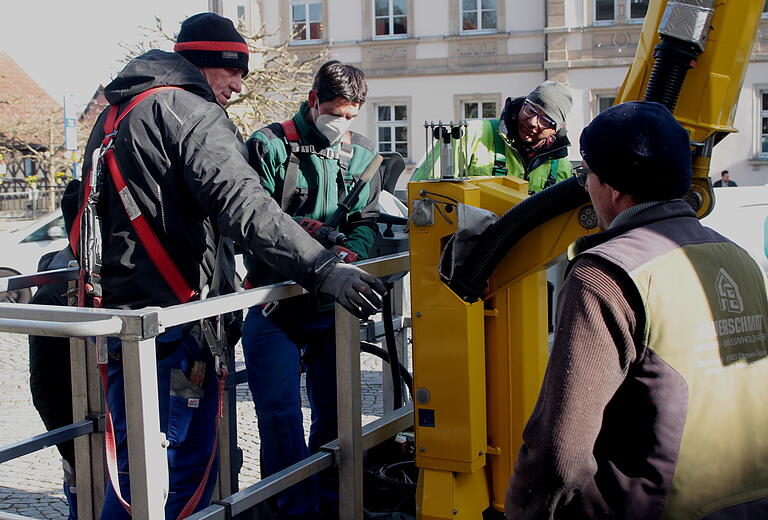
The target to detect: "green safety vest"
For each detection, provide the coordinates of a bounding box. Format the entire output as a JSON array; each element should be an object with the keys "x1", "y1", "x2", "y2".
[
  {"x1": 571, "y1": 205, "x2": 768, "y2": 518},
  {"x1": 412, "y1": 118, "x2": 571, "y2": 193}
]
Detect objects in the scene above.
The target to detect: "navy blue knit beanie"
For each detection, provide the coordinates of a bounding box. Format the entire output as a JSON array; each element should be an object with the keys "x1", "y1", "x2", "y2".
[
  {"x1": 580, "y1": 101, "x2": 691, "y2": 200},
  {"x1": 174, "y1": 13, "x2": 249, "y2": 76}
]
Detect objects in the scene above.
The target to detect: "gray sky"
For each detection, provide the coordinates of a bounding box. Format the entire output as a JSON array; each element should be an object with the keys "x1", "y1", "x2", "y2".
[{"x1": 0, "y1": 0, "x2": 208, "y2": 113}]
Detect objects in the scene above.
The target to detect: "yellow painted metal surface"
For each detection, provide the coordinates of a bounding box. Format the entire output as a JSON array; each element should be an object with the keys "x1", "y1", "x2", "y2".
[
  {"x1": 616, "y1": 0, "x2": 764, "y2": 217},
  {"x1": 409, "y1": 177, "x2": 595, "y2": 517},
  {"x1": 617, "y1": 0, "x2": 764, "y2": 146},
  {"x1": 409, "y1": 179, "x2": 494, "y2": 475},
  {"x1": 484, "y1": 200, "x2": 593, "y2": 511},
  {"x1": 484, "y1": 272, "x2": 550, "y2": 512},
  {"x1": 410, "y1": 2, "x2": 764, "y2": 518},
  {"x1": 417, "y1": 468, "x2": 491, "y2": 520}
]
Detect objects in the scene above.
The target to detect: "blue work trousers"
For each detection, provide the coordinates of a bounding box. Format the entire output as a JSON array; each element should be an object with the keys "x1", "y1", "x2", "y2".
[
  {"x1": 100, "y1": 328, "x2": 219, "y2": 519},
  {"x1": 242, "y1": 308, "x2": 338, "y2": 519}
]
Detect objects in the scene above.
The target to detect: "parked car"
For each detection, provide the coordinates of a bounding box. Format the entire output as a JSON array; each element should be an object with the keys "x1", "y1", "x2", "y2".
[
  {"x1": 701, "y1": 186, "x2": 768, "y2": 273},
  {"x1": 0, "y1": 209, "x2": 68, "y2": 303}
]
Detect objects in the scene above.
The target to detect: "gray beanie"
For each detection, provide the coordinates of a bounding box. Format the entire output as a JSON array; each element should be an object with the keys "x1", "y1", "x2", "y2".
[{"x1": 526, "y1": 81, "x2": 572, "y2": 129}]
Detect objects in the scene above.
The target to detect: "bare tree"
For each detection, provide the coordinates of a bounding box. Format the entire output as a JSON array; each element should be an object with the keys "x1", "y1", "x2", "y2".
[
  {"x1": 0, "y1": 93, "x2": 67, "y2": 185},
  {"x1": 120, "y1": 17, "x2": 327, "y2": 135}
]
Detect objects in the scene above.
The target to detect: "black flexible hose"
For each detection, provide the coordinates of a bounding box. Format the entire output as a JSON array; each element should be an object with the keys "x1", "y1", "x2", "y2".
[
  {"x1": 449, "y1": 177, "x2": 589, "y2": 302},
  {"x1": 360, "y1": 341, "x2": 413, "y2": 397},
  {"x1": 382, "y1": 284, "x2": 403, "y2": 409},
  {"x1": 644, "y1": 38, "x2": 700, "y2": 112}
]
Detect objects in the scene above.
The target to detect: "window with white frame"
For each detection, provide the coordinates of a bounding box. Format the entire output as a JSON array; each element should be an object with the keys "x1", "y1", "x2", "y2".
[
  {"x1": 760, "y1": 89, "x2": 768, "y2": 157},
  {"x1": 236, "y1": 3, "x2": 246, "y2": 24},
  {"x1": 595, "y1": 0, "x2": 614, "y2": 22},
  {"x1": 462, "y1": 100, "x2": 497, "y2": 120},
  {"x1": 595, "y1": 0, "x2": 649, "y2": 23},
  {"x1": 374, "y1": 0, "x2": 408, "y2": 38},
  {"x1": 461, "y1": 0, "x2": 497, "y2": 33},
  {"x1": 376, "y1": 104, "x2": 408, "y2": 158},
  {"x1": 292, "y1": 0, "x2": 323, "y2": 42},
  {"x1": 597, "y1": 95, "x2": 615, "y2": 114},
  {"x1": 629, "y1": 0, "x2": 649, "y2": 20}
]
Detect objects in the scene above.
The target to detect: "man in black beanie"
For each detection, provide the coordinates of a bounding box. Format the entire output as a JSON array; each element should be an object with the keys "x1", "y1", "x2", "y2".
[
  {"x1": 506, "y1": 101, "x2": 768, "y2": 519},
  {"x1": 77, "y1": 11, "x2": 384, "y2": 520}
]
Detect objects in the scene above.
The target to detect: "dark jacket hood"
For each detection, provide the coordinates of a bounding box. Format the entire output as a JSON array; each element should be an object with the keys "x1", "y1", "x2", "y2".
[
  {"x1": 105, "y1": 50, "x2": 215, "y2": 105},
  {"x1": 499, "y1": 96, "x2": 570, "y2": 154}
]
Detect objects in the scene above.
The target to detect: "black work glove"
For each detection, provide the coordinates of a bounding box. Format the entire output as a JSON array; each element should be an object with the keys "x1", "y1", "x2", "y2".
[{"x1": 316, "y1": 263, "x2": 386, "y2": 319}]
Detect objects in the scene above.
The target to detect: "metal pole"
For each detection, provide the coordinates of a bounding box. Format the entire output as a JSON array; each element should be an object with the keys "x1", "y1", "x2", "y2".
[
  {"x1": 217, "y1": 353, "x2": 239, "y2": 498},
  {"x1": 122, "y1": 337, "x2": 168, "y2": 519},
  {"x1": 72, "y1": 335, "x2": 105, "y2": 520},
  {"x1": 208, "y1": 0, "x2": 224, "y2": 14},
  {"x1": 69, "y1": 273, "x2": 105, "y2": 520},
  {"x1": 335, "y1": 304, "x2": 363, "y2": 519}
]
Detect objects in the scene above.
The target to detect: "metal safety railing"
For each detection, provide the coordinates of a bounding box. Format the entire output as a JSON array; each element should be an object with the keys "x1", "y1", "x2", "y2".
[{"x1": 0, "y1": 252, "x2": 412, "y2": 520}]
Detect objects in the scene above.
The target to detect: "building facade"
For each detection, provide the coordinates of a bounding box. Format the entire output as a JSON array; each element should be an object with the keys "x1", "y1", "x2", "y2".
[
  {"x1": 0, "y1": 51, "x2": 64, "y2": 183},
  {"x1": 239, "y1": 0, "x2": 768, "y2": 186}
]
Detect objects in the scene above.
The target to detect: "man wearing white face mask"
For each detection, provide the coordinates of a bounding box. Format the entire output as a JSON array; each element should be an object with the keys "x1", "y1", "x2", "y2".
[{"x1": 242, "y1": 61, "x2": 380, "y2": 520}]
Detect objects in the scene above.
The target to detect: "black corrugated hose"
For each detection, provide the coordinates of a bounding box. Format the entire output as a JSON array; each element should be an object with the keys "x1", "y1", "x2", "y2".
[
  {"x1": 382, "y1": 283, "x2": 404, "y2": 409},
  {"x1": 448, "y1": 176, "x2": 589, "y2": 303}
]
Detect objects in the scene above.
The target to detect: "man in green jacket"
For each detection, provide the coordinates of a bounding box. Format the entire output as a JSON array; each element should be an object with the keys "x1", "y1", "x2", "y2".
[
  {"x1": 412, "y1": 81, "x2": 573, "y2": 194},
  {"x1": 242, "y1": 60, "x2": 380, "y2": 520}
]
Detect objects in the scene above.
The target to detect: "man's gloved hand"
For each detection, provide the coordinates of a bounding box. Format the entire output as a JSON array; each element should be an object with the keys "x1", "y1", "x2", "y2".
[
  {"x1": 331, "y1": 245, "x2": 359, "y2": 263},
  {"x1": 317, "y1": 263, "x2": 385, "y2": 319}
]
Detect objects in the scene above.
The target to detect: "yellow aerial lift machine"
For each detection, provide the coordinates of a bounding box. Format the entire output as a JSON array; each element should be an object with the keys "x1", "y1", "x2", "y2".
[{"x1": 407, "y1": 0, "x2": 766, "y2": 518}]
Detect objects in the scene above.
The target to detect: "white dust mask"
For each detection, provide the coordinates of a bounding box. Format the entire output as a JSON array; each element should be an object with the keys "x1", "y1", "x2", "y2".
[{"x1": 315, "y1": 111, "x2": 353, "y2": 146}]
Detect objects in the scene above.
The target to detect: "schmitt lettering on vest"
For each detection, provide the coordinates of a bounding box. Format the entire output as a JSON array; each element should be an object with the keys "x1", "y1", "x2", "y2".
[{"x1": 715, "y1": 314, "x2": 764, "y2": 336}]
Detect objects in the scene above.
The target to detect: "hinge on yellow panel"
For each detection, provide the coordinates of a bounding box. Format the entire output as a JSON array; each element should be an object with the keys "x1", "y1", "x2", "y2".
[
  {"x1": 486, "y1": 444, "x2": 502, "y2": 456},
  {"x1": 483, "y1": 308, "x2": 499, "y2": 317}
]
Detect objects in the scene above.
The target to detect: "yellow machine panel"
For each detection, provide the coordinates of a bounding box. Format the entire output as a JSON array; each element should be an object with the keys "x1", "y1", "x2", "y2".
[
  {"x1": 409, "y1": 177, "x2": 594, "y2": 516},
  {"x1": 617, "y1": 0, "x2": 765, "y2": 217},
  {"x1": 617, "y1": 0, "x2": 763, "y2": 144},
  {"x1": 410, "y1": 1, "x2": 766, "y2": 517}
]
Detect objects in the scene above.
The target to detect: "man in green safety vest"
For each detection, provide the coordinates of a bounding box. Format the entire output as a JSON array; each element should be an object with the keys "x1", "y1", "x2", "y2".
[{"x1": 412, "y1": 81, "x2": 573, "y2": 194}]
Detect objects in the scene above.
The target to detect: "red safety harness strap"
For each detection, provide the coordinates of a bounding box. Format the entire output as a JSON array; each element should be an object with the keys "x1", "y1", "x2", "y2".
[
  {"x1": 71, "y1": 86, "x2": 196, "y2": 304},
  {"x1": 103, "y1": 149, "x2": 196, "y2": 303},
  {"x1": 178, "y1": 370, "x2": 227, "y2": 518},
  {"x1": 68, "y1": 170, "x2": 91, "y2": 256},
  {"x1": 100, "y1": 360, "x2": 226, "y2": 518},
  {"x1": 280, "y1": 119, "x2": 300, "y2": 142}
]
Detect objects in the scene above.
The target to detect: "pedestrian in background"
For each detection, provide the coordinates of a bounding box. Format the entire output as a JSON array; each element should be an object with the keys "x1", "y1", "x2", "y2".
[{"x1": 713, "y1": 169, "x2": 738, "y2": 187}]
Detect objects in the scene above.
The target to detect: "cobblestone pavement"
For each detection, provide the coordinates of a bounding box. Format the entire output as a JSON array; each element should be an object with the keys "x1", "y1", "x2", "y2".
[{"x1": 0, "y1": 331, "x2": 395, "y2": 519}]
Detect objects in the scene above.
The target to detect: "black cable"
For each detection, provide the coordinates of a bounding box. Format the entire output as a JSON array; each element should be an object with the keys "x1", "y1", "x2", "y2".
[
  {"x1": 382, "y1": 283, "x2": 403, "y2": 409},
  {"x1": 360, "y1": 341, "x2": 413, "y2": 397},
  {"x1": 449, "y1": 177, "x2": 589, "y2": 302}
]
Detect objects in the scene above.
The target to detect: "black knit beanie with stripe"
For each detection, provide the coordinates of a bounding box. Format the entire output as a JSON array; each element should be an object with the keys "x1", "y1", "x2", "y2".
[{"x1": 174, "y1": 13, "x2": 249, "y2": 76}]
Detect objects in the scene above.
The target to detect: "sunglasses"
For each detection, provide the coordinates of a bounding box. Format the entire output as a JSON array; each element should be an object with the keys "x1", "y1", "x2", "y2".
[
  {"x1": 521, "y1": 101, "x2": 556, "y2": 130},
  {"x1": 572, "y1": 164, "x2": 592, "y2": 187}
]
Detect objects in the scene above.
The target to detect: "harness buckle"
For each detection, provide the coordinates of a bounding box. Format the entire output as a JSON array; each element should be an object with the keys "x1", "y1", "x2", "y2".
[
  {"x1": 201, "y1": 317, "x2": 226, "y2": 376},
  {"x1": 262, "y1": 300, "x2": 279, "y2": 317}
]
